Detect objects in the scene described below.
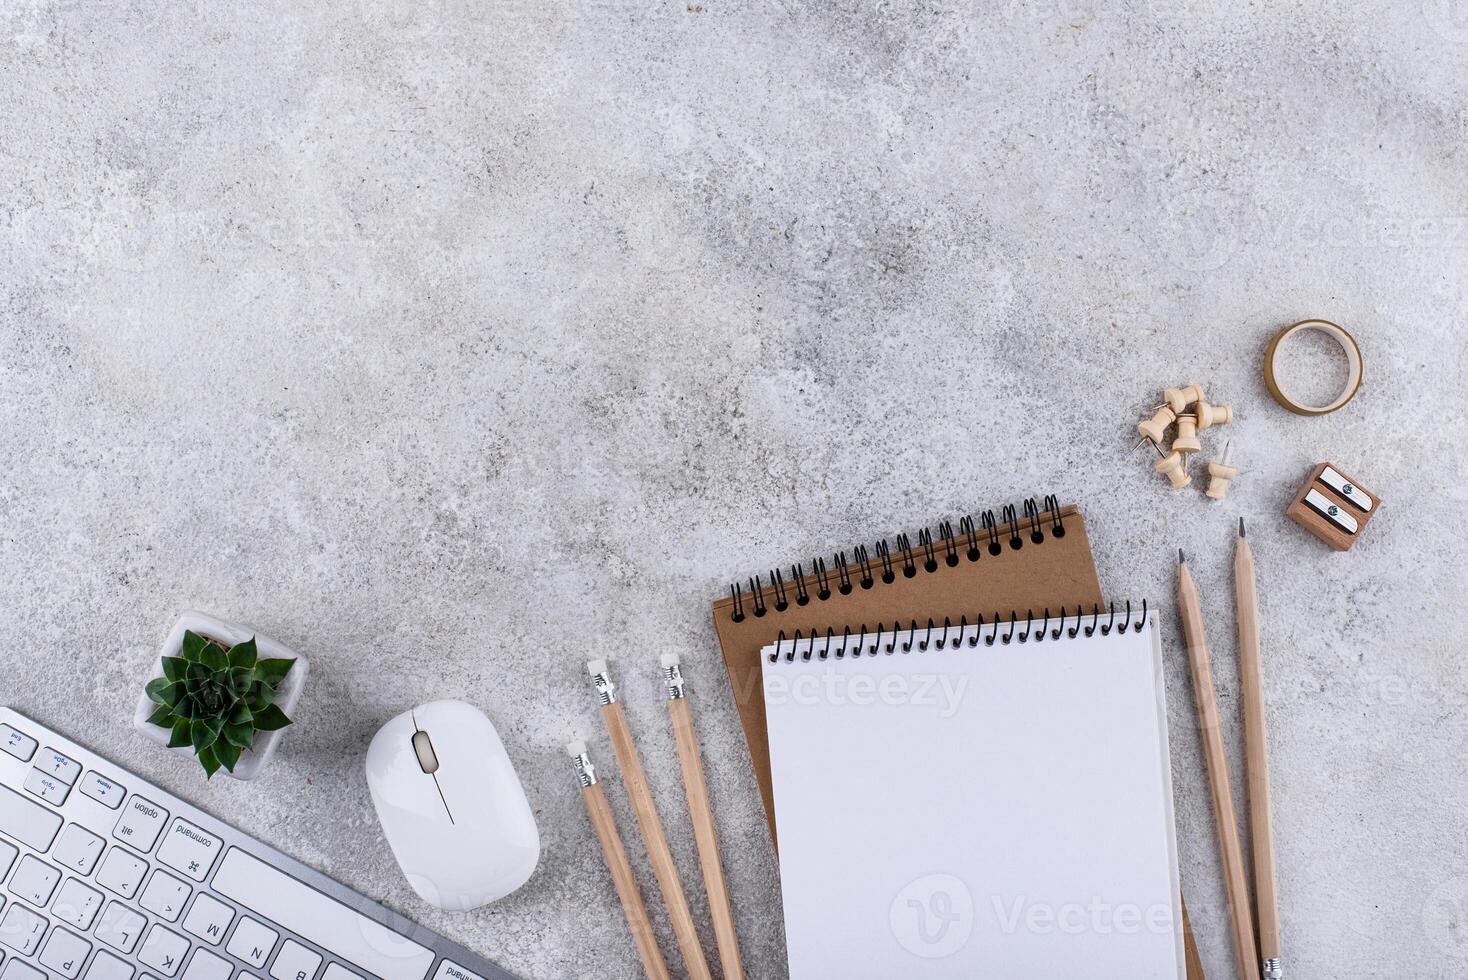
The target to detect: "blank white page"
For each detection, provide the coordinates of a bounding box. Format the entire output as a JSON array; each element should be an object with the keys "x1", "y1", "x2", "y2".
[{"x1": 762, "y1": 614, "x2": 1183, "y2": 980}]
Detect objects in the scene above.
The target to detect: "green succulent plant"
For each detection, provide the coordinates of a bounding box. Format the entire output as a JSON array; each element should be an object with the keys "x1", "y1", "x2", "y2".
[{"x1": 144, "y1": 630, "x2": 295, "y2": 778}]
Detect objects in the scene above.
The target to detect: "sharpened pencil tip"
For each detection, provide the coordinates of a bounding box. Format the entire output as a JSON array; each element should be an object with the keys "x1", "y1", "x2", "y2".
[
  {"x1": 1178, "y1": 548, "x2": 1185, "y2": 564},
  {"x1": 1239, "y1": 516, "x2": 1246, "y2": 538}
]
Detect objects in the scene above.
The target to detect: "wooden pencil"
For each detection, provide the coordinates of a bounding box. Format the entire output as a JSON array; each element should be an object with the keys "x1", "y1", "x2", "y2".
[
  {"x1": 568, "y1": 741, "x2": 671, "y2": 980},
  {"x1": 588, "y1": 660, "x2": 714, "y2": 980},
  {"x1": 1235, "y1": 521, "x2": 1282, "y2": 980},
  {"x1": 661, "y1": 653, "x2": 745, "y2": 980},
  {"x1": 1177, "y1": 551, "x2": 1261, "y2": 980}
]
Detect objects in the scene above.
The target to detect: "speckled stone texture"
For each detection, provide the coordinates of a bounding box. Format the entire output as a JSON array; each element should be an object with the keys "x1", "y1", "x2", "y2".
[{"x1": 3, "y1": 2, "x2": 1466, "y2": 978}]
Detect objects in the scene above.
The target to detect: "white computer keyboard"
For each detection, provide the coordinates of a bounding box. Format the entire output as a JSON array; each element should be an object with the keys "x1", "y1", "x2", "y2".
[{"x1": 0, "y1": 708, "x2": 519, "y2": 980}]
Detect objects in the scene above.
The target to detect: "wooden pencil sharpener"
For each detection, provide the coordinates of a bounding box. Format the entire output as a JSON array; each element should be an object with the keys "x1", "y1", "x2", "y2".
[{"x1": 1285, "y1": 462, "x2": 1381, "y2": 551}]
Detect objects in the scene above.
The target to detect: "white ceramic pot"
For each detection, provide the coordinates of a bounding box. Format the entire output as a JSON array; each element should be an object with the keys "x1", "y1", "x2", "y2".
[{"x1": 133, "y1": 610, "x2": 308, "y2": 781}]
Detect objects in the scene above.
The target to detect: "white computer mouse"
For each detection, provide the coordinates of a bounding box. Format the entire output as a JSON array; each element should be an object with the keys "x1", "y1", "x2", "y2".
[{"x1": 365, "y1": 699, "x2": 540, "y2": 911}]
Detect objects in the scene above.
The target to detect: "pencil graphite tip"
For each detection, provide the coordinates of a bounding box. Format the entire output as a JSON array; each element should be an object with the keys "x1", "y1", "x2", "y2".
[
  {"x1": 1178, "y1": 548, "x2": 1185, "y2": 564},
  {"x1": 1239, "y1": 516, "x2": 1246, "y2": 538}
]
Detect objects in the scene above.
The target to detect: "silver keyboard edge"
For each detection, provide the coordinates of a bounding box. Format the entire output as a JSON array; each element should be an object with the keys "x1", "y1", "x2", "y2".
[{"x1": 0, "y1": 706, "x2": 523, "y2": 980}]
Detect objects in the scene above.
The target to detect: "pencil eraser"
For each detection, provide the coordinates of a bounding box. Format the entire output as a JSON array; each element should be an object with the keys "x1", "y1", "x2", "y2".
[
  {"x1": 586, "y1": 659, "x2": 609, "y2": 676},
  {"x1": 566, "y1": 739, "x2": 588, "y2": 757},
  {"x1": 659, "y1": 652, "x2": 681, "y2": 669}
]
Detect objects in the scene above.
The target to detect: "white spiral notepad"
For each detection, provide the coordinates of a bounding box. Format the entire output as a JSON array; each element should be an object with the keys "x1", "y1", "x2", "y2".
[{"x1": 762, "y1": 610, "x2": 1184, "y2": 980}]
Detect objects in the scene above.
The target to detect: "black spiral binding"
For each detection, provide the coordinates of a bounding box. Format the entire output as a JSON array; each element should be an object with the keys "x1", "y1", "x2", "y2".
[
  {"x1": 730, "y1": 495, "x2": 1069, "y2": 624},
  {"x1": 766, "y1": 600, "x2": 1150, "y2": 663}
]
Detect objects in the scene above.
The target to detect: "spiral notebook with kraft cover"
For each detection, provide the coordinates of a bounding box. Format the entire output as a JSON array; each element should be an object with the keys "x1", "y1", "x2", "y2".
[{"x1": 710, "y1": 497, "x2": 1205, "y2": 979}]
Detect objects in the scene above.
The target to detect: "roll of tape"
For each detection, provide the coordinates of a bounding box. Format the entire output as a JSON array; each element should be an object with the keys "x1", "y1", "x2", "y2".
[{"x1": 1263, "y1": 319, "x2": 1363, "y2": 416}]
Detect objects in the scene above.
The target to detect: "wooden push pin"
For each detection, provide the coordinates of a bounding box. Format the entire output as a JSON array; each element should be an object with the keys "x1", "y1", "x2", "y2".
[
  {"x1": 1163, "y1": 384, "x2": 1204, "y2": 414},
  {"x1": 1173, "y1": 413, "x2": 1201, "y2": 454},
  {"x1": 1206, "y1": 441, "x2": 1238, "y2": 500},
  {"x1": 1137, "y1": 405, "x2": 1176, "y2": 446},
  {"x1": 1195, "y1": 400, "x2": 1233, "y2": 431},
  {"x1": 1155, "y1": 450, "x2": 1191, "y2": 489}
]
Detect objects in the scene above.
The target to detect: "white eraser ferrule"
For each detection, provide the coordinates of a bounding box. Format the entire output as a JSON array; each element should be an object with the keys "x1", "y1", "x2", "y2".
[
  {"x1": 587, "y1": 661, "x2": 616, "y2": 705},
  {"x1": 568, "y1": 742, "x2": 597, "y2": 787},
  {"x1": 662, "y1": 656, "x2": 686, "y2": 700}
]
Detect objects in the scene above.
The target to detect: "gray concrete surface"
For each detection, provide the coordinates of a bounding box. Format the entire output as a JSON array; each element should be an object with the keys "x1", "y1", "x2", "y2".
[{"x1": 3, "y1": 2, "x2": 1467, "y2": 977}]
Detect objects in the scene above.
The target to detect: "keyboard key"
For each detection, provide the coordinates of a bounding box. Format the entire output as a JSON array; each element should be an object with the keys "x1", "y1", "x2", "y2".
[
  {"x1": 212, "y1": 849, "x2": 435, "y2": 980},
  {"x1": 0, "y1": 726, "x2": 36, "y2": 762},
  {"x1": 80, "y1": 772, "x2": 127, "y2": 809},
  {"x1": 38, "y1": 925, "x2": 91, "y2": 978},
  {"x1": 10, "y1": 855, "x2": 61, "y2": 907},
  {"x1": 96, "y1": 848, "x2": 149, "y2": 898},
  {"x1": 0, "y1": 784, "x2": 62, "y2": 851},
  {"x1": 180, "y1": 948, "x2": 232, "y2": 980},
  {"x1": 181, "y1": 894, "x2": 233, "y2": 946},
  {"x1": 157, "y1": 820, "x2": 222, "y2": 882},
  {"x1": 323, "y1": 966, "x2": 366, "y2": 980},
  {"x1": 139, "y1": 870, "x2": 191, "y2": 922},
  {"x1": 224, "y1": 916, "x2": 278, "y2": 968},
  {"x1": 52, "y1": 878, "x2": 104, "y2": 930},
  {"x1": 0, "y1": 839, "x2": 17, "y2": 880},
  {"x1": 54, "y1": 825, "x2": 106, "y2": 875},
  {"x1": 138, "y1": 925, "x2": 189, "y2": 977},
  {"x1": 23, "y1": 767, "x2": 70, "y2": 805},
  {"x1": 269, "y1": 939, "x2": 323, "y2": 980},
  {"x1": 36, "y1": 749, "x2": 81, "y2": 785},
  {"x1": 0, "y1": 960, "x2": 45, "y2": 980},
  {"x1": 96, "y1": 901, "x2": 147, "y2": 953},
  {"x1": 84, "y1": 950, "x2": 135, "y2": 980},
  {"x1": 0, "y1": 903, "x2": 47, "y2": 955},
  {"x1": 431, "y1": 961, "x2": 489, "y2": 980},
  {"x1": 113, "y1": 797, "x2": 169, "y2": 853}
]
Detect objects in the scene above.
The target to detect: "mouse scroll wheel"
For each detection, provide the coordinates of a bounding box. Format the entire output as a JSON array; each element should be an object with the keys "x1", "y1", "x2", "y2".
[{"x1": 411, "y1": 730, "x2": 440, "y2": 774}]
